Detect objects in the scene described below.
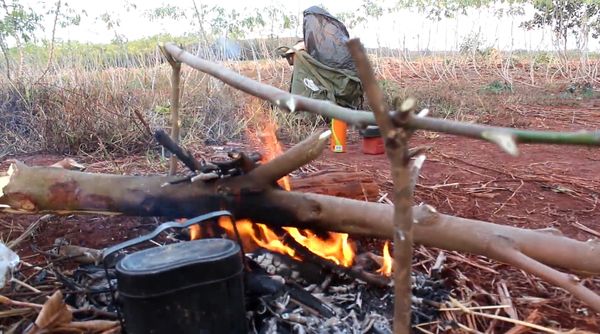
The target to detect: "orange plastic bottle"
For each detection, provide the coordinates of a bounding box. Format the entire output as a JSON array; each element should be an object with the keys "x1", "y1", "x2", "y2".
[{"x1": 330, "y1": 119, "x2": 347, "y2": 153}]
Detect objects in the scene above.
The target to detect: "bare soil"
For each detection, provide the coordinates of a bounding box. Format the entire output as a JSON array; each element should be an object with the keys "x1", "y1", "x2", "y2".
[{"x1": 314, "y1": 103, "x2": 600, "y2": 331}]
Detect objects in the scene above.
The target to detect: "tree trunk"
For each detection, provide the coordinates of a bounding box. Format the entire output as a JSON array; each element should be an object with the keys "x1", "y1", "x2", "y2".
[{"x1": 2, "y1": 162, "x2": 600, "y2": 275}]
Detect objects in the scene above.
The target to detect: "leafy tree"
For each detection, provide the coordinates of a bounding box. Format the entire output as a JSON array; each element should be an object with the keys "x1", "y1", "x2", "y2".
[
  {"x1": 521, "y1": 0, "x2": 600, "y2": 55},
  {"x1": 392, "y1": 0, "x2": 526, "y2": 20},
  {"x1": 0, "y1": 0, "x2": 41, "y2": 79}
]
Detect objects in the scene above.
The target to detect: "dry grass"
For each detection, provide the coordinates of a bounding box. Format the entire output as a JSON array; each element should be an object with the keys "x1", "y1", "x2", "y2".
[{"x1": 0, "y1": 49, "x2": 598, "y2": 159}]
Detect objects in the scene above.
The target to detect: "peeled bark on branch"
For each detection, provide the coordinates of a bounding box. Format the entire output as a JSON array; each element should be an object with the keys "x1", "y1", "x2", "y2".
[{"x1": 348, "y1": 38, "x2": 414, "y2": 333}]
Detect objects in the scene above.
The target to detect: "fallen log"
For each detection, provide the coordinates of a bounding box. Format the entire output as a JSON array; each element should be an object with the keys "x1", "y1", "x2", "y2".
[
  {"x1": 5, "y1": 160, "x2": 600, "y2": 312},
  {"x1": 290, "y1": 170, "x2": 379, "y2": 201},
  {"x1": 1, "y1": 161, "x2": 599, "y2": 275}
]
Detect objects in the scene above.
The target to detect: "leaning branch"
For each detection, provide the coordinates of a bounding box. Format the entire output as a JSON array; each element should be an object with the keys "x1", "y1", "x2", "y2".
[
  {"x1": 162, "y1": 43, "x2": 600, "y2": 150},
  {"x1": 488, "y1": 236, "x2": 600, "y2": 312},
  {"x1": 162, "y1": 43, "x2": 375, "y2": 126},
  {"x1": 249, "y1": 130, "x2": 331, "y2": 185}
]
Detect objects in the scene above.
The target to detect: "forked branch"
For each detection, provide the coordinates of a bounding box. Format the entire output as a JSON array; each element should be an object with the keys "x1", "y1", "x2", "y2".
[{"x1": 488, "y1": 235, "x2": 600, "y2": 312}]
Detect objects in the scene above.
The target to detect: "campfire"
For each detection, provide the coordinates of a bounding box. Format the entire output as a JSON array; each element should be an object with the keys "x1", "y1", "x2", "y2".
[
  {"x1": 3, "y1": 35, "x2": 600, "y2": 334},
  {"x1": 202, "y1": 118, "x2": 362, "y2": 271},
  {"x1": 144, "y1": 120, "x2": 445, "y2": 332}
]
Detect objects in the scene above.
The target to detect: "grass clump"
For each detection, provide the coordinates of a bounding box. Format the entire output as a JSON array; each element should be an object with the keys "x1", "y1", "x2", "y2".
[{"x1": 482, "y1": 80, "x2": 513, "y2": 94}]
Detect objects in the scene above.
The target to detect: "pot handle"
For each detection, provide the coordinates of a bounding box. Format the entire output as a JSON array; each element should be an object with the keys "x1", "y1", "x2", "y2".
[{"x1": 101, "y1": 210, "x2": 234, "y2": 262}]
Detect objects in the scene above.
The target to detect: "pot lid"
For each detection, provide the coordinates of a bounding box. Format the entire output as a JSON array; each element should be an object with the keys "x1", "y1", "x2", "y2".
[{"x1": 119, "y1": 238, "x2": 238, "y2": 273}]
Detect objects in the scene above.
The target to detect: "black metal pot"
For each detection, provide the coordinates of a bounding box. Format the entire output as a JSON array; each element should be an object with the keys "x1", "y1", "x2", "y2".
[{"x1": 115, "y1": 238, "x2": 247, "y2": 334}]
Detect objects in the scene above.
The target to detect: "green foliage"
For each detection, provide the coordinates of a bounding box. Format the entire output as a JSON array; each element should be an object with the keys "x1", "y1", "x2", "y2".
[
  {"x1": 335, "y1": 0, "x2": 387, "y2": 29},
  {"x1": 521, "y1": 1, "x2": 600, "y2": 51},
  {"x1": 145, "y1": 4, "x2": 186, "y2": 21},
  {"x1": 459, "y1": 31, "x2": 486, "y2": 54},
  {"x1": 393, "y1": 0, "x2": 527, "y2": 20},
  {"x1": 482, "y1": 80, "x2": 513, "y2": 94},
  {"x1": 533, "y1": 51, "x2": 552, "y2": 64},
  {"x1": 144, "y1": 3, "x2": 297, "y2": 40},
  {"x1": 0, "y1": 1, "x2": 41, "y2": 43},
  {"x1": 13, "y1": 34, "x2": 198, "y2": 69},
  {"x1": 563, "y1": 81, "x2": 597, "y2": 99},
  {"x1": 154, "y1": 104, "x2": 170, "y2": 114}
]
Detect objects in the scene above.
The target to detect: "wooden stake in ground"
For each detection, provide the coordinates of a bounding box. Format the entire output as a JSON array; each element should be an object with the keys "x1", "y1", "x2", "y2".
[
  {"x1": 348, "y1": 38, "x2": 415, "y2": 334},
  {"x1": 159, "y1": 44, "x2": 182, "y2": 176}
]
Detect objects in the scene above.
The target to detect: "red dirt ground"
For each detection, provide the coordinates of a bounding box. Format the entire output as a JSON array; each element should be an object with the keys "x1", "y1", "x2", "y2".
[
  {"x1": 315, "y1": 103, "x2": 600, "y2": 331},
  {"x1": 1, "y1": 102, "x2": 600, "y2": 331}
]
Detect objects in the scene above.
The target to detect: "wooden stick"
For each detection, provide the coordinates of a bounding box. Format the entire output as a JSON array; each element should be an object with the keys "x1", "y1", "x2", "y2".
[
  {"x1": 348, "y1": 38, "x2": 414, "y2": 334},
  {"x1": 488, "y1": 236, "x2": 600, "y2": 313},
  {"x1": 159, "y1": 44, "x2": 182, "y2": 175}
]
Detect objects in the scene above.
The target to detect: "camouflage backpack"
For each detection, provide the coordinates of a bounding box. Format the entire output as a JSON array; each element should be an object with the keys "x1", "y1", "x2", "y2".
[{"x1": 279, "y1": 47, "x2": 363, "y2": 110}]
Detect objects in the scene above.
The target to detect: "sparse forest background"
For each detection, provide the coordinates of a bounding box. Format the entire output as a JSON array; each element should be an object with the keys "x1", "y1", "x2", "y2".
[{"x1": 1, "y1": 0, "x2": 600, "y2": 159}]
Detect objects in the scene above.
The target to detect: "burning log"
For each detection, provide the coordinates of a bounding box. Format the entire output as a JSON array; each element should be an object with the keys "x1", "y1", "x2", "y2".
[
  {"x1": 279, "y1": 232, "x2": 391, "y2": 288},
  {"x1": 4, "y1": 158, "x2": 597, "y2": 273},
  {"x1": 290, "y1": 169, "x2": 379, "y2": 201},
  {"x1": 4, "y1": 40, "x2": 600, "y2": 317}
]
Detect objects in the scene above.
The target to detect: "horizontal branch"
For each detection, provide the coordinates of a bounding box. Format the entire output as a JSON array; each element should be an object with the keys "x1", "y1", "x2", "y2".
[
  {"x1": 162, "y1": 43, "x2": 600, "y2": 150},
  {"x1": 406, "y1": 115, "x2": 600, "y2": 147},
  {"x1": 2, "y1": 163, "x2": 600, "y2": 276}
]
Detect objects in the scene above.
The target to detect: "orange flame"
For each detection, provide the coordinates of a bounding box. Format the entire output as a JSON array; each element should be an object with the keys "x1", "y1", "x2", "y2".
[
  {"x1": 177, "y1": 218, "x2": 202, "y2": 240},
  {"x1": 224, "y1": 100, "x2": 356, "y2": 267},
  {"x1": 186, "y1": 106, "x2": 356, "y2": 268},
  {"x1": 189, "y1": 225, "x2": 201, "y2": 240},
  {"x1": 377, "y1": 241, "x2": 393, "y2": 276},
  {"x1": 218, "y1": 217, "x2": 296, "y2": 258}
]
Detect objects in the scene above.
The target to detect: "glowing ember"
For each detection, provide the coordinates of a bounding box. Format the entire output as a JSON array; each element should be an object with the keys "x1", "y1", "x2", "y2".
[
  {"x1": 377, "y1": 241, "x2": 393, "y2": 276},
  {"x1": 189, "y1": 225, "x2": 201, "y2": 240}
]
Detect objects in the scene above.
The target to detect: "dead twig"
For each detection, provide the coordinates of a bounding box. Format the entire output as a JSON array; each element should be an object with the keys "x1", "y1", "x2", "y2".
[
  {"x1": 448, "y1": 297, "x2": 557, "y2": 333},
  {"x1": 493, "y1": 180, "x2": 524, "y2": 215},
  {"x1": 7, "y1": 214, "x2": 52, "y2": 250},
  {"x1": 573, "y1": 222, "x2": 600, "y2": 239}
]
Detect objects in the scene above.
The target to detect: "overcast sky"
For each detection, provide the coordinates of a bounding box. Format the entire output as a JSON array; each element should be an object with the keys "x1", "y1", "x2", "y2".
[{"x1": 23, "y1": 0, "x2": 600, "y2": 51}]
